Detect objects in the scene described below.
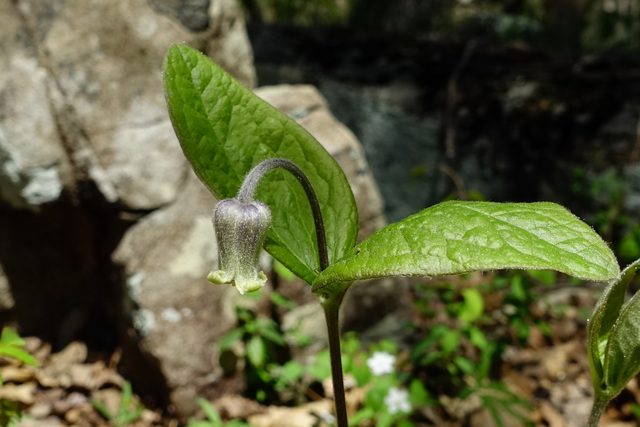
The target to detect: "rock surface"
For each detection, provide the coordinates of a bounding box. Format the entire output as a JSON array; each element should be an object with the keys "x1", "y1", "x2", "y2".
[
  {"x1": 0, "y1": 0, "x2": 72, "y2": 211},
  {"x1": 0, "y1": 0, "x2": 257, "y2": 367},
  {"x1": 112, "y1": 170, "x2": 236, "y2": 417},
  {"x1": 1, "y1": 0, "x2": 256, "y2": 212}
]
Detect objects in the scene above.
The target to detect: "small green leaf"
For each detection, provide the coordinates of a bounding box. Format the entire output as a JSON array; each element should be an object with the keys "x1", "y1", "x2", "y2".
[
  {"x1": 458, "y1": 288, "x2": 484, "y2": 323},
  {"x1": 0, "y1": 346, "x2": 37, "y2": 367},
  {"x1": 0, "y1": 328, "x2": 37, "y2": 367},
  {"x1": 246, "y1": 336, "x2": 266, "y2": 367},
  {"x1": 409, "y1": 378, "x2": 430, "y2": 405},
  {"x1": 269, "y1": 291, "x2": 297, "y2": 310},
  {"x1": 197, "y1": 398, "x2": 222, "y2": 424},
  {"x1": 454, "y1": 355, "x2": 476, "y2": 374},
  {"x1": 307, "y1": 349, "x2": 332, "y2": 381},
  {"x1": 468, "y1": 326, "x2": 489, "y2": 350},
  {"x1": 91, "y1": 399, "x2": 115, "y2": 421},
  {"x1": 314, "y1": 201, "x2": 620, "y2": 288},
  {"x1": 258, "y1": 323, "x2": 286, "y2": 346},
  {"x1": 0, "y1": 328, "x2": 26, "y2": 347},
  {"x1": 164, "y1": 44, "x2": 358, "y2": 284},
  {"x1": 121, "y1": 380, "x2": 133, "y2": 402},
  {"x1": 348, "y1": 407, "x2": 376, "y2": 426},
  {"x1": 218, "y1": 328, "x2": 244, "y2": 352},
  {"x1": 440, "y1": 329, "x2": 461, "y2": 354}
]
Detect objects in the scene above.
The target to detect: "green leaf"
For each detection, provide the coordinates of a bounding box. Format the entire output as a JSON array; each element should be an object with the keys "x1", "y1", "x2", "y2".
[
  {"x1": 91, "y1": 399, "x2": 115, "y2": 421},
  {"x1": 454, "y1": 355, "x2": 476, "y2": 374},
  {"x1": 0, "y1": 346, "x2": 37, "y2": 367},
  {"x1": 596, "y1": 259, "x2": 640, "y2": 402},
  {"x1": 121, "y1": 380, "x2": 133, "y2": 402},
  {"x1": 408, "y1": 379, "x2": 430, "y2": 406},
  {"x1": 273, "y1": 260, "x2": 296, "y2": 281},
  {"x1": 588, "y1": 258, "x2": 640, "y2": 394},
  {"x1": 218, "y1": 328, "x2": 244, "y2": 352},
  {"x1": 197, "y1": 398, "x2": 222, "y2": 424},
  {"x1": 269, "y1": 291, "x2": 297, "y2": 310},
  {"x1": 258, "y1": 322, "x2": 286, "y2": 346},
  {"x1": 314, "y1": 201, "x2": 620, "y2": 288},
  {"x1": 458, "y1": 288, "x2": 484, "y2": 323},
  {"x1": 348, "y1": 407, "x2": 375, "y2": 426},
  {"x1": 164, "y1": 44, "x2": 358, "y2": 284},
  {"x1": 602, "y1": 289, "x2": 640, "y2": 400},
  {"x1": 246, "y1": 336, "x2": 266, "y2": 367},
  {"x1": 440, "y1": 329, "x2": 461, "y2": 354},
  {"x1": 0, "y1": 328, "x2": 26, "y2": 347},
  {"x1": 0, "y1": 328, "x2": 37, "y2": 367},
  {"x1": 307, "y1": 349, "x2": 332, "y2": 381}
]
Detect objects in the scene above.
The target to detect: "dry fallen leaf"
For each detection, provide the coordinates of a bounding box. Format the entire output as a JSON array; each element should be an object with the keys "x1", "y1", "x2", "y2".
[
  {"x1": 0, "y1": 365, "x2": 35, "y2": 382},
  {"x1": 0, "y1": 381, "x2": 37, "y2": 404},
  {"x1": 248, "y1": 400, "x2": 333, "y2": 427}
]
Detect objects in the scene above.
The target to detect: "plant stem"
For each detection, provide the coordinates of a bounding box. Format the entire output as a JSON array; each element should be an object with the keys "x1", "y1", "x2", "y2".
[
  {"x1": 322, "y1": 291, "x2": 348, "y2": 427},
  {"x1": 238, "y1": 158, "x2": 329, "y2": 270},
  {"x1": 587, "y1": 393, "x2": 609, "y2": 427}
]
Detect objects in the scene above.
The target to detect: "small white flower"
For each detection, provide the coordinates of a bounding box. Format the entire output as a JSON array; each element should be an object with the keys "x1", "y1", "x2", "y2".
[
  {"x1": 319, "y1": 412, "x2": 335, "y2": 425},
  {"x1": 384, "y1": 387, "x2": 411, "y2": 415},
  {"x1": 367, "y1": 351, "x2": 396, "y2": 376}
]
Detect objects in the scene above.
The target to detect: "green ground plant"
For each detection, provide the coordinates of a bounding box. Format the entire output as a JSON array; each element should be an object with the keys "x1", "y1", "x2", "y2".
[
  {"x1": 0, "y1": 327, "x2": 38, "y2": 385},
  {"x1": 163, "y1": 44, "x2": 636, "y2": 426},
  {"x1": 91, "y1": 381, "x2": 145, "y2": 427},
  {"x1": 186, "y1": 398, "x2": 250, "y2": 427},
  {"x1": 409, "y1": 272, "x2": 566, "y2": 425},
  {"x1": 216, "y1": 288, "x2": 313, "y2": 402},
  {"x1": 0, "y1": 327, "x2": 38, "y2": 426}
]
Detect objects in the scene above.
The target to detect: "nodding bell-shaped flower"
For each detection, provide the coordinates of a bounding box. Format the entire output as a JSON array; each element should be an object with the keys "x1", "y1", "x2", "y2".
[{"x1": 207, "y1": 198, "x2": 272, "y2": 295}]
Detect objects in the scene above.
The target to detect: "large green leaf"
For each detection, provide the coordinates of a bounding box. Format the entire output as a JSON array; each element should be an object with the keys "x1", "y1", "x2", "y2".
[
  {"x1": 164, "y1": 44, "x2": 358, "y2": 284},
  {"x1": 314, "y1": 201, "x2": 619, "y2": 288}
]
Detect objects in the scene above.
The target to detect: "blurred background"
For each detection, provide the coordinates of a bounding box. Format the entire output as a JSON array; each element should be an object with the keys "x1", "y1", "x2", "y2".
[{"x1": 1, "y1": 0, "x2": 640, "y2": 426}]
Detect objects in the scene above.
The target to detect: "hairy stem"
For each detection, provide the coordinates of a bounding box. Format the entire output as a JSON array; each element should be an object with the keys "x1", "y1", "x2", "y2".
[
  {"x1": 237, "y1": 158, "x2": 329, "y2": 271},
  {"x1": 322, "y1": 291, "x2": 348, "y2": 427},
  {"x1": 587, "y1": 393, "x2": 609, "y2": 427}
]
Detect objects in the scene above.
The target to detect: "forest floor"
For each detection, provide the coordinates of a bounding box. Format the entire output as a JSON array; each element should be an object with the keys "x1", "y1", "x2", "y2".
[{"x1": 1, "y1": 277, "x2": 639, "y2": 427}]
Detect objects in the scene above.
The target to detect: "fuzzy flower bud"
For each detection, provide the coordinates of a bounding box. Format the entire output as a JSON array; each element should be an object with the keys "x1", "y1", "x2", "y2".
[{"x1": 207, "y1": 198, "x2": 272, "y2": 295}]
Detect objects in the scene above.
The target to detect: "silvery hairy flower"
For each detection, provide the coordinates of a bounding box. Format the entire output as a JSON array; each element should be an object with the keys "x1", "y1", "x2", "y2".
[{"x1": 207, "y1": 198, "x2": 272, "y2": 295}]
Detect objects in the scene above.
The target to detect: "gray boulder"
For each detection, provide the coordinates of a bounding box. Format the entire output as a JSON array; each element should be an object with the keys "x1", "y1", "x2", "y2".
[
  {"x1": 0, "y1": 0, "x2": 257, "y2": 347},
  {"x1": 0, "y1": 1, "x2": 72, "y2": 211}
]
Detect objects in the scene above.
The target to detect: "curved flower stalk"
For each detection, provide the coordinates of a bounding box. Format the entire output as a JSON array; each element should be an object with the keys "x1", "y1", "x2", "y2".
[
  {"x1": 205, "y1": 157, "x2": 349, "y2": 426},
  {"x1": 208, "y1": 198, "x2": 272, "y2": 295}
]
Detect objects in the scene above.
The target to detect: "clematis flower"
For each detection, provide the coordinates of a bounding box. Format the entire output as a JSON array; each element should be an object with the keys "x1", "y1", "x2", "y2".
[{"x1": 207, "y1": 198, "x2": 271, "y2": 295}]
